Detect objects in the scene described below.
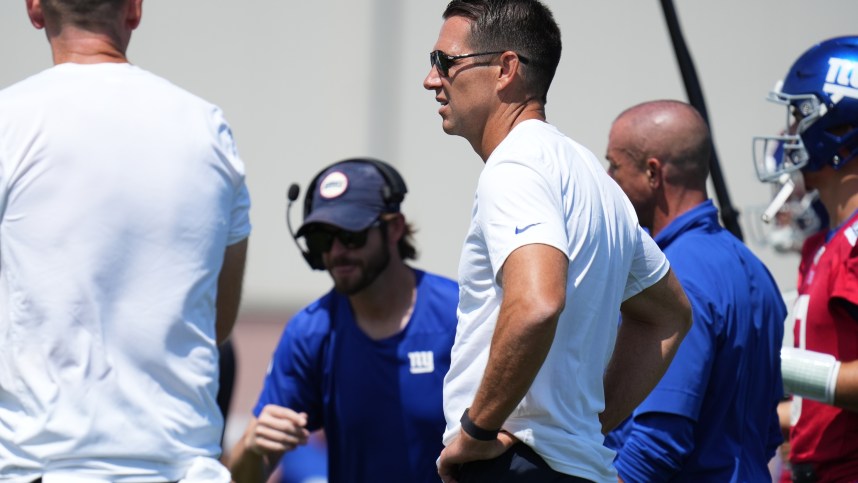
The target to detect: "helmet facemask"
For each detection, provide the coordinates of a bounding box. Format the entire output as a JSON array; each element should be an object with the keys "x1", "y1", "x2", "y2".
[{"x1": 752, "y1": 88, "x2": 823, "y2": 182}]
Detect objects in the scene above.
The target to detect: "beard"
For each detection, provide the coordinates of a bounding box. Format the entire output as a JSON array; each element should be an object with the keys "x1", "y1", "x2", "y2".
[{"x1": 328, "y1": 241, "x2": 391, "y2": 295}]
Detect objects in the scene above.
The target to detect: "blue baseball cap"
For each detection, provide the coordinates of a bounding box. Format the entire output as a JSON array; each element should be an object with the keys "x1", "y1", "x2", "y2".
[{"x1": 296, "y1": 160, "x2": 402, "y2": 236}]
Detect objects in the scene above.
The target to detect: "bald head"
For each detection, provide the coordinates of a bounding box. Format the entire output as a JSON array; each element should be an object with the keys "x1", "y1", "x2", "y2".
[
  {"x1": 612, "y1": 100, "x2": 711, "y2": 188},
  {"x1": 606, "y1": 100, "x2": 712, "y2": 234}
]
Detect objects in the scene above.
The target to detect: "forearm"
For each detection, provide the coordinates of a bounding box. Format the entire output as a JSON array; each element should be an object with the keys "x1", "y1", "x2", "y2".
[
  {"x1": 601, "y1": 270, "x2": 691, "y2": 433},
  {"x1": 835, "y1": 359, "x2": 858, "y2": 412},
  {"x1": 602, "y1": 322, "x2": 684, "y2": 432},
  {"x1": 469, "y1": 306, "x2": 560, "y2": 430},
  {"x1": 468, "y1": 244, "x2": 567, "y2": 431},
  {"x1": 228, "y1": 428, "x2": 268, "y2": 483},
  {"x1": 216, "y1": 238, "x2": 248, "y2": 344}
]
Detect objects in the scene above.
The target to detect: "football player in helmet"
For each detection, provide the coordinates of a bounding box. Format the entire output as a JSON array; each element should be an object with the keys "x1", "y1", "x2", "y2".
[{"x1": 754, "y1": 36, "x2": 858, "y2": 482}]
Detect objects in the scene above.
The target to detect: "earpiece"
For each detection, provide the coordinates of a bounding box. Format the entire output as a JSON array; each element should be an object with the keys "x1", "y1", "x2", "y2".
[{"x1": 286, "y1": 183, "x2": 324, "y2": 270}]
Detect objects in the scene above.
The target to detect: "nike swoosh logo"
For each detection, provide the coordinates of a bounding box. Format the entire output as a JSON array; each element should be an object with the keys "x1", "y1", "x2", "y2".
[{"x1": 515, "y1": 222, "x2": 543, "y2": 235}]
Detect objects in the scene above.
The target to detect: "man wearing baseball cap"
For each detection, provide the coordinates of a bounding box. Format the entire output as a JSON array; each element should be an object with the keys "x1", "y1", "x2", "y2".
[{"x1": 229, "y1": 158, "x2": 459, "y2": 483}]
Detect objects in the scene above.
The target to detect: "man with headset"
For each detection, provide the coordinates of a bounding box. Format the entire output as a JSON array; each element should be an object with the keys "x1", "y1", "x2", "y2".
[{"x1": 229, "y1": 158, "x2": 459, "y2": 483}]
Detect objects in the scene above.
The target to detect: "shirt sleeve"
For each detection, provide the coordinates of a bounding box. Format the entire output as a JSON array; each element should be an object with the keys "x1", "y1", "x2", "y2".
[
  {"x1": 228, "y1": 182, "x2": 251, "y2": 245},
  {"x1": 614, "y1": 412, "x2": 695, "y2": 483},
  {"x1": 213, "y1": 107, "x2": 252, "y2": 245},
  {"x1": 613, "y1": 283, "x2": 714, "y2": 481},
  {"x1": 623, "y1": 226, "x2": 670, "y2": 301},
  {"x1": 477, "y1": 157, "x2": 568, "y2": 281},
  {"x1": 253, "y1": 317, "x2": 325, "y2": 431}
]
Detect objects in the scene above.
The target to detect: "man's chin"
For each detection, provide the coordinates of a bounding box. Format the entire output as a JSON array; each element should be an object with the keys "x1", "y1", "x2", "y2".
[
  {"x1": 441, "y1": 118, "x2": 457, "y2": 135},
  {"x1": 332, "y1": 274, "x2": 368, "y2": 296}
]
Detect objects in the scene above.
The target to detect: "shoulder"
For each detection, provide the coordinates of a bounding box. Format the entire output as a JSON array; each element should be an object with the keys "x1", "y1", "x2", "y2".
[
  {"x1": 283, "y1": 291, "x2": 341, "y2": 338},
  {"x1": 0, "y1": 67, "x2": 58, "y2": 110},
  {"x1": 664, "y1": 226, "x2": 736, "y2": 266},
  {"x1": 416, "y1": 269, "x2": 457, "y2": 289},
  {"x1": 666, "y1": 229, "x2": 783, "y2": 306},
  {"x1": 413, "y1": 270, "x2": 459, "y2": 328},
  {"x1": 415, "y1": 270, "x2": 458, "y2": 298}
]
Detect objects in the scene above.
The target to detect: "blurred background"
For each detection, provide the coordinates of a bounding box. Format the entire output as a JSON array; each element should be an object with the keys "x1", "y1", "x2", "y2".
[{"x1": 2, "y1": 0, "x2": 856, "y2": 456}]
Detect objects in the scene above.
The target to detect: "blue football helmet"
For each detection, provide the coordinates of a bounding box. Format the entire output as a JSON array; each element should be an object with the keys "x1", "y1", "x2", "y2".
[{"x1": 753, "y1": 36, "x2": 858, "y2": 182}]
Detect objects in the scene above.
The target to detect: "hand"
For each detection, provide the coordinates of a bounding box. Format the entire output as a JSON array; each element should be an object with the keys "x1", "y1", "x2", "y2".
[
  {"x1": 437, "y1": 430, "x2": 518, "y2": 483},
  {"x1": 244, "y1": 405, "x2": 310, "y2": 458}
]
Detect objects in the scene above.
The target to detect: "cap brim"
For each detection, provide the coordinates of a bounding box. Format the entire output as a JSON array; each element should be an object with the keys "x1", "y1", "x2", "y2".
[{"x1": 296, "y1": 204, "x2": 379, "y2": 236}]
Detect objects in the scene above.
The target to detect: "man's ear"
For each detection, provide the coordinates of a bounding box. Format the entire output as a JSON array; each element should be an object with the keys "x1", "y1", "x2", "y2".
[
  {"x1": 384, "y1": 213, "x2": 407, "y2": 246},
  {"x1": 27, "y1": 0, "x2": 46, "y2": 30},
  {"x1": 496, "y1": 51, "x2": 523, "y2": 91},
  {"x1": 645, "y1": 157, "x2": 662, "y2": 188},
  {"x1": 126, "y1": 0, "x2": 143, "y2": 30}
]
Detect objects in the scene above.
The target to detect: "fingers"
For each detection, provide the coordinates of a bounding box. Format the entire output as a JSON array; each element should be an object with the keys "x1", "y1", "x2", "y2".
[
  {"x1": 497, "y1": 430, "x2": 518, "y2": 451},
  {"x1": 437, "y1": 446, "x2": 460, "y2": 483},
  {"x1": 246, "y1": 406, "x2": 310, "y2": 455},
  {"x1": 438, "y1": 431, "x2": 520, "y2": 482}
]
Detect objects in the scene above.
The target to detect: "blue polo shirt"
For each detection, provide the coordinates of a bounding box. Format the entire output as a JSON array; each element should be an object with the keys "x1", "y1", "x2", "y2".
[
  {"x1": 255, "y1": 269, "x2": 458, "y2": 483},
  {"x1": 607, "y1": 200, "x2": 786, "y2": 482}
]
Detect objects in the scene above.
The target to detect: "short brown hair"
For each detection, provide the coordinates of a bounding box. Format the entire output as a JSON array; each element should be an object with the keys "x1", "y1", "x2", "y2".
[
  {"x1": 443, "y1": 0, "x2": 562, "y2": 104},
  {"x1": 41, "y1": 0, "x2": 126, "y2": 32}
]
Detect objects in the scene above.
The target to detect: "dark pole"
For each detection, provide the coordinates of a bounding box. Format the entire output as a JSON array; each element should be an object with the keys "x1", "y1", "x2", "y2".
[{"x1": 659, "y1": 0, "x2": 744, "y2": 241}]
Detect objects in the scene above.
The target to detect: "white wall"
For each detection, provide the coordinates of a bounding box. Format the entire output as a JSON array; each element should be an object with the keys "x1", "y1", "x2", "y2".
[{"x1": 2, "y1": 1, "x2": 856, "y2": 310}]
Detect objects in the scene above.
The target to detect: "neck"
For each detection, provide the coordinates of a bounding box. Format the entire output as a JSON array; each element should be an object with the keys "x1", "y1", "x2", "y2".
[
  {"x1": 650, "y1": 188, "x2": 707, "y2": 238},
  {"x1": 474, "y1": 101, "x2": 546, "y2": 162},
  {"x1": 48, "y1": 27, "x2": 129, "y2": 65},
  {"x1": 822, "y1": 187, "x2": 858, "y2": 230},
  {"x1": 349, "y1": 260, "x2": 416, "y2": 340},
  {"x1": 813, "y1": 164, "x2": 858, "y2": 229}
]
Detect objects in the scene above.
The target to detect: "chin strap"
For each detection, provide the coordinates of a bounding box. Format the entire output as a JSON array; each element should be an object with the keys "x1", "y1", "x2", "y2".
[{"x1": 762, "y1": 174, "x2": 796, "y2": 224}]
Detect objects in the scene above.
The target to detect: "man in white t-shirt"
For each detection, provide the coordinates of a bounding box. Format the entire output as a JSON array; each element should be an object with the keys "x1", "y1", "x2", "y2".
[
  {"x1": 422, "y1": 1, "x2": 692, "y2": 482},
  {"x1": 0, "y1": 1, "x2": 250, "y2": 481}
]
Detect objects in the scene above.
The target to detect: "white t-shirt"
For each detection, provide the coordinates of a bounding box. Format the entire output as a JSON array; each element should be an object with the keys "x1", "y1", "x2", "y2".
[
  {"x1": 443, "y1": 120, "x2": 668, "y2": 482},
  {"x1": 0, "y1": 63, "x2": 251, "y2": 482}
]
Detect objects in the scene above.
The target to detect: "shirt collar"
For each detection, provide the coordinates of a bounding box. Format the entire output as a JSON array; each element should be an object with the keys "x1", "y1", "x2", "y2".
[{"x1": 654, "y1": 199, "x2": 719, "y2": 249}]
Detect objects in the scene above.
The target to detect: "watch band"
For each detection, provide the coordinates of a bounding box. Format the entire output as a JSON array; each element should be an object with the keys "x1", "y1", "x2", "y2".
[{"x1": 459, "y1": 407, "x2": 500, "y2": 441}]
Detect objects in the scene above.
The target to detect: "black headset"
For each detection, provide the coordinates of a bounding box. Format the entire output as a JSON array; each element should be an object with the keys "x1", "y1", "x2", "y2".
[{"x1": 286, "y1": 157, "x2": 408, "y2": 270}]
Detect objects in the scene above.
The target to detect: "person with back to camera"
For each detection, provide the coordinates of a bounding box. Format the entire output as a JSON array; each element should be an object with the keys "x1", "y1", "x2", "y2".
[
  {"x1": 604, "y1": 99, "x2": 787, "y2": 482},
  {"x1": 228, "y1": 158, "x2": 459, "y2": 483},
  {"x1": 0, "y1": 0, "x2": 251, "y2": 481},
  {"x1": 422, "y1": 1, "x2": 693, "y2": 481},
  {"x1": 753, "y1": 36, "x2": 858, "y2": 482}
]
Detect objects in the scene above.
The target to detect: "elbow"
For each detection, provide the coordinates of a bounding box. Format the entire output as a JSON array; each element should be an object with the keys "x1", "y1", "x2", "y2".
[
  {"x1": 530, "y1": 295, "x2": 566, "y2": 331},
  {"x1": 508, "y1": 290, "x2": 566, "y2": 330}
]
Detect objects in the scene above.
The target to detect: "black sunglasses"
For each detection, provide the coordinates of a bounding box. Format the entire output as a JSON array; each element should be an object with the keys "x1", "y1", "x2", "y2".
[
  {"x1": 304, "y1": 220, "x2": 382, "y2": 254},
  {"x1": 429, "y1": 49, "x2": 528, "y2": 76},
  {"x1": 429, "y1": 50, "x2": 504, "y2": 76}
]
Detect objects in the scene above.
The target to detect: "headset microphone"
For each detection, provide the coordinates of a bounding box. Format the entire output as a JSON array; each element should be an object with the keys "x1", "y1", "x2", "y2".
[{"x1": 286, "y1": 183, "x2": 322, "y2": 269}]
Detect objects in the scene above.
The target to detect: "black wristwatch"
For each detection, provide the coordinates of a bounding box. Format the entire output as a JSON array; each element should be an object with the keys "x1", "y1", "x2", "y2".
[{"x1": 460, "y1": 408, "x2": 500, "y2": 441}]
